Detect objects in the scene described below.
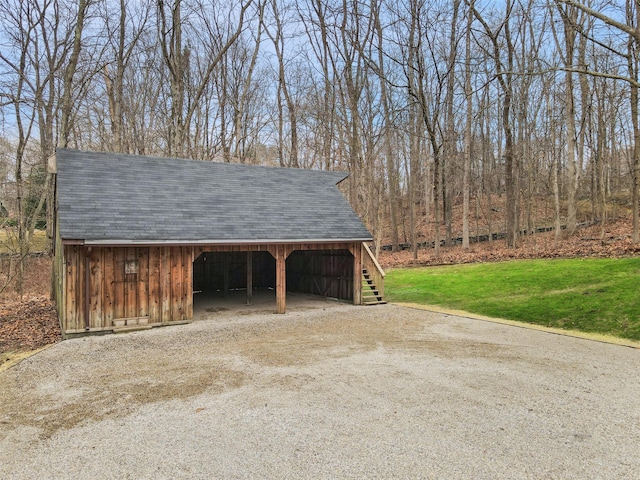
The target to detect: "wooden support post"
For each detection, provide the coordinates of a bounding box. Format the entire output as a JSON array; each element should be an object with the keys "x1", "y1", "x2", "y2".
[
  {"x1": 276, "y1": 245, "x2": 286, "y2": 314},
  {"x1": 204, "y1": 252, "x2": 209, "y2": 291},
  {"x1": 246, "y1": 251, "x2": 253, "y2": 306},
  {"x1": 158, "y1": 247, "x2": 163, "y2": 323},
  {"x1": 223, "y1": 254, "x2": 229, "y2": 298},
  {"x1": 186, "y1": 247, "x2": 194, "y2": 319},
  {"x1": 352, "y1": 243, "x2": 363, "y2": 305}
]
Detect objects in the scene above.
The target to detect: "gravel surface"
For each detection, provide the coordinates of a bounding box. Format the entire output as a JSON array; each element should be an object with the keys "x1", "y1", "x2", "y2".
[{"x1": 1, "y1": 301, "x2": 639, "y2": 479}]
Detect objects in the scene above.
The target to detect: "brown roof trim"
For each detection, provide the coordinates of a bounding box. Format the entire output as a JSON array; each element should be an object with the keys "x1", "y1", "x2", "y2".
[{"x1": 63, "y1": 238, "x2": 372, "y2": 247}]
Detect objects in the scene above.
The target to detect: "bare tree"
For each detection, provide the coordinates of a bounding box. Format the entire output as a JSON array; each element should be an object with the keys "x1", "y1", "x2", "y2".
[
  {"x1": 367, "y1": 0, "x2": 401, "y2": 252},
  {"x1": 470, "y1": 0, "x2": 519, "y2": 248},
  {"x1": 101, "y1": 0, "x2": 151, "y2": 153},
  {"x1": 462, "y1": 0, "x2": 473, "y2": 249},
  {"x1": 553, "y1": 2, "x2": 586, "y2": 236},
  {"x1": 0, "y1": 0, "x2": 50, "y2": 294},
  {"x1": 213, "y1": 14, "x2": 266, "y2": 163},
  {"x1": 556, "y1": 0, "x2": 640, "y2": 243},
  {"x1": 157, "y1": 0, "x2": 252, "y2": 157},
  {"x1": 404, "y1": 0, "x2": 445, "y2": 257},
  {"x1": 264, "y1": 0, "x2": 299, "y2": 167},
  {"x1": 59, "y1": 0, "x2": 91, "y2": 148}
]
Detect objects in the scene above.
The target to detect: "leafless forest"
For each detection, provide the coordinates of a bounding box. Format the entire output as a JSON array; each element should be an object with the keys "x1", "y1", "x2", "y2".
[{"x1": 1, "y1": 0, "x2": 639, "y2": 271}]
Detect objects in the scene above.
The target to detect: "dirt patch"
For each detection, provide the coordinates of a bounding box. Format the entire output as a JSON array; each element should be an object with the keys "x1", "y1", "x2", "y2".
[
  {"x1": 205, "y1": 307, "x2": 229, "y2": 313},
  {"x1": 0, "y1": 308, "x2": 434, "y2": 439},
  {"x1": 3, "y1": 364, "x2": 248, "y2": 440}
]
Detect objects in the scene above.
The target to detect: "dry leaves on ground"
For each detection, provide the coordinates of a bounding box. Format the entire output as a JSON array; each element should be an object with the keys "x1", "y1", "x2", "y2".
[
  {"x1": 0, "y1": 297, "x2": 61, "y2": 356},
  {"x1": 379, "y1": 218, "x2": 640, "y2": 269}
]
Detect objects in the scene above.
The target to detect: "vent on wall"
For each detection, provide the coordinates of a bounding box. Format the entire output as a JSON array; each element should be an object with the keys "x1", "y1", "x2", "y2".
[{"x1": 125, "y1": 259, "x2": 139, "y2": 275}]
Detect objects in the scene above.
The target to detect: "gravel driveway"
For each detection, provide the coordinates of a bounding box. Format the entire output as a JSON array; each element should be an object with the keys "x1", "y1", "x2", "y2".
[{"x1": 1, "y1": 302, "x2": 639, "y2": 479}]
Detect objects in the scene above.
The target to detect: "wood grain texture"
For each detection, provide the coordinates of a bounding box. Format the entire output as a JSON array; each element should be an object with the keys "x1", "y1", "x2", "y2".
[{"x1": 58, "y1": 242, "x2": 369, "y2": 334}]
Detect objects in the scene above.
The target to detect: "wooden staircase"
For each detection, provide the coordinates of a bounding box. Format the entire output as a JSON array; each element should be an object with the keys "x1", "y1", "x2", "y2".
[
  {"x1": 361, "y1": 243, "x2": 386, "y2": 305},
  {"x1": 362, "y1": 268, "x2": 386, "y2": 305}
]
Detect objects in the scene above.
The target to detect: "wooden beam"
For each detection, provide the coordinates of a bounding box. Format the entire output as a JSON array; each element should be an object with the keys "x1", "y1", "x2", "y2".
[
  {"x1": 246, "y1": 251, "x2": 253, "y2": 306},
  {"x1": 185, "y1": 247, "x2": 194, "y2": 320},
  {"x1": 352, "y1": 242, "x2": 363, "y2": 305},
  {"x1": 223, "y1": 254, "x2": 229, "y2": 297},
  {"x1": 196, "y1": 242, "x2": 357, "y2": 254},
  {"x1": 275, "y1": 245, "x2": 286, "y2": 314}
]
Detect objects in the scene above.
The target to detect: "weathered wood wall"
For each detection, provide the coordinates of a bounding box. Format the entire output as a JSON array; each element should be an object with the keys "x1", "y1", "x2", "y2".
[
  {"x1": 58, "y1": 241, "x2": 365, "y2": 335},
  {"x1": 62, "y1": 245, "x2": 192, "y2": 334},
  {"x1": 287, "y1": 249, "x2": 354, "y2": 301}
]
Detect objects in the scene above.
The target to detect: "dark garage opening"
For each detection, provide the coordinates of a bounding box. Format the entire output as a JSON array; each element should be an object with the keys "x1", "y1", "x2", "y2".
[
  {"x1": 287, "y1": 249, "x2": 354, "y2": 302},
  {"x1": 193, "y1": 251, "x2": 275, "y2": 294},
  {"x1": 193, "y1": 251, "x2": 275, "y2": 314},
  {"x1": 193, "y1": 248, "x2": 354, "y2": 316}
]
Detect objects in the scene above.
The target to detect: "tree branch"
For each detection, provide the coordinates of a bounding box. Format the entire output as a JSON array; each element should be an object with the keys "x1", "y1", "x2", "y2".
[{"x1": 555, "y1": 0, "x2": 640, "y2": 43}]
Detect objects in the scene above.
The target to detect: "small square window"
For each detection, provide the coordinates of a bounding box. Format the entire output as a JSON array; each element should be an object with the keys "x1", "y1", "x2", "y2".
[{"x1": 125, "y1": 259, "x2": 139, "y2": 275}]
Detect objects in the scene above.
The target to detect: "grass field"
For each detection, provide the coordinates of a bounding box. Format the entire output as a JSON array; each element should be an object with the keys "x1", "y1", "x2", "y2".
[
  {"x1": 385, "y1": 258, "x2": 640, "y2": 340},
  {"x1": 0, "y1": 229, "x2": 48, "y2": 254}
]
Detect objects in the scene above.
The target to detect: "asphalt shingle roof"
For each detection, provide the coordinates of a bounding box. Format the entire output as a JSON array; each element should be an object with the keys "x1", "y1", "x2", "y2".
[{"x1": 55, "y1": 149, "x2": 372, "y2": 244}]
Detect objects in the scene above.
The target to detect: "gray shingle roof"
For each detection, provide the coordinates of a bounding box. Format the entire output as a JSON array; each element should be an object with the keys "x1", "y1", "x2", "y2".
[{"x1": 55, "y1": 149, "x2": 372, "y2": 244}]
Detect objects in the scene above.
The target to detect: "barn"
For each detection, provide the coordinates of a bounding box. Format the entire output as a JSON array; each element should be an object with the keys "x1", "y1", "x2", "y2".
[{"x1": 50, "y1": 149, "x2": 385, "y2": 337}]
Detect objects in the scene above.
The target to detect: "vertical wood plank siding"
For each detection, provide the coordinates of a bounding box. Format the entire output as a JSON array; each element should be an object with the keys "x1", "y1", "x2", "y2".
[
  {"x1": 148, "y1": 248, "x2": 160, "y2": 321},
  {"x1": 286, "y1": 249, "x2": 355, "y2": 302},
  {"x1": 103, "y1": 247, "x2": 114, "y2": 326},
  {"x1": 61, "y1": 245, "x2": 193, "y2": 334},
  {"x1": 59, "y1": 241, "x2": 363, "y2": 335}
]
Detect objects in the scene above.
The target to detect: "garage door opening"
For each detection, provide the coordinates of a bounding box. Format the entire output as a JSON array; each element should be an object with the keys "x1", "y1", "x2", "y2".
[
  {"x1": 193, "y1": 251, "x2": 275, "y2": 313},
  {"x1": 193, "y1": 248, "x2": 356, "y2": 318},
  {"x1": 286, "y1": 249, "x2": 354, "y2": 303}
]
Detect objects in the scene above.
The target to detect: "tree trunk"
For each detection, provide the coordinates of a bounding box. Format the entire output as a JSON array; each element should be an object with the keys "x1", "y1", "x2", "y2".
[
  {"x1": 60, "y1": 0, "x2": 89, "y2": 147},
  {"x1": 471, "y1": 1, "x2": 518, "y2": 248},
  {"x1": 372, "y1": 1, "x2": 400, "y2": 252},
  {"x1": 443, "y1": 0, "x2": 460, "y2": 248},
  {"x1": 631, "y1": 0, "x2": 640, "y2": 243},
  {"x1": 462, "y1": 0, "x2": 473, "y2": 249}
]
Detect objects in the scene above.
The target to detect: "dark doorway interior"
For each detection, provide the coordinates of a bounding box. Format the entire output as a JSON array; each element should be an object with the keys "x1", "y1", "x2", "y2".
[
  {"x1": 193, "y1": 248, "x2": 354, "y2": 314},
  {"x1": 193, "y1": 251, "x2": 275, "y2": 295},
  {"x1": 286, "y1": 249, "x2": 354, "y2": 302}
]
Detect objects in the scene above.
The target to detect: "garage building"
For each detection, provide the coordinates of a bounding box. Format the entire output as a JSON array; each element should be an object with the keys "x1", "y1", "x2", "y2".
[{"x1": 50, "y1": 149, "x2": 385, "y2": 336}]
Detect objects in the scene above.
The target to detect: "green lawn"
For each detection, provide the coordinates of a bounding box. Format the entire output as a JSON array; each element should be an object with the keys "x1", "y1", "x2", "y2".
[{"x1": 385, "y1": 258, "x2": 640, "y2": 340}]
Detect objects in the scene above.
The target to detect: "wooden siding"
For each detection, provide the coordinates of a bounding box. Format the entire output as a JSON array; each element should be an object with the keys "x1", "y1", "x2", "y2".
[
  {"x1": 61, "y1": 245, "x2": 193, "y2": 334},
  {"x1": 287, "y1": 249, "x2": 354, "y2": 301},
  {"x1": 52, "y1": 217, "x2": 65, "y2": 320},
  {"x1": 57, "y1": 241, "x2": 365, "y2": 335}
]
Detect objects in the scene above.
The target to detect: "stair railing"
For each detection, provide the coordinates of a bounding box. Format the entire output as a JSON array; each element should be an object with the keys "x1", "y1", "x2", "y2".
[{"x1": 362, "y1": 242, "x2": 385, "y2": 300}]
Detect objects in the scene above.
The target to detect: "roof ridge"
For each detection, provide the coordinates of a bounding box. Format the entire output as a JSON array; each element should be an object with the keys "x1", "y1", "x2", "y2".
[{"x1": 56, "y1": 148, "x2": 349, "y2": 184}]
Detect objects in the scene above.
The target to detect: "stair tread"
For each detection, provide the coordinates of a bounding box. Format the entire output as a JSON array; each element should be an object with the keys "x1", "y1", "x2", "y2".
[{"x1": 362, "y1": 268, "x2": 384, "y2": 304}]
